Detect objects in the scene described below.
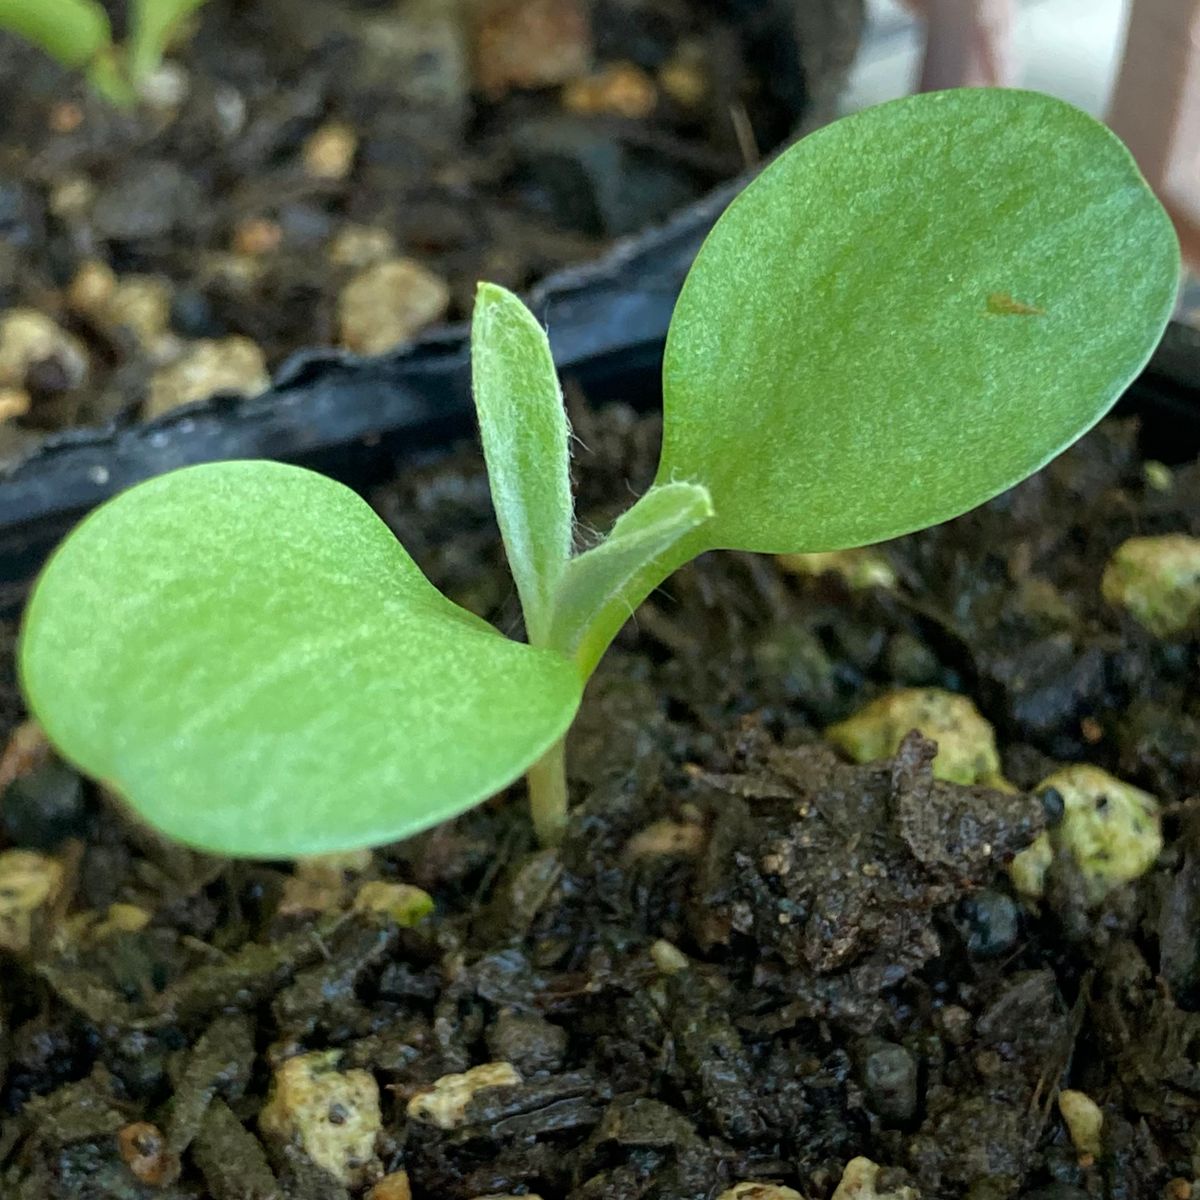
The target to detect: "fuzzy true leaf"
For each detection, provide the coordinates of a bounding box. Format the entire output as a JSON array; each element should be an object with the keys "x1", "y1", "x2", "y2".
[
  {"x1": 548, "y1": 481, "x2": 713, "y2": 676},
  {"x1": 658, "y1": 89, "x2": 1180, "y2": 554},
  {"x1": 19, "y1": 462, "x2": 581, "y2": 857},
  {"x1": 472, "y1": 283, "x2": 573, "y2": 645}
]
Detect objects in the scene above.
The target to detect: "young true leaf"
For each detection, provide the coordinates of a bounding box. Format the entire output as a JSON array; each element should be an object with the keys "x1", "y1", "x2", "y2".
[
  {"x1": 20, "y1": 461, "x2": 581, "y2": 856},
  {"x1": 547, "y1": 481, "x2": 714, "y2": 676},
  {"x1": 658, "y1": 88, "x2": 1180, "y2": 554},
  {"x1": 472, "y1": 283, "x2": 573, "y2": 645}
]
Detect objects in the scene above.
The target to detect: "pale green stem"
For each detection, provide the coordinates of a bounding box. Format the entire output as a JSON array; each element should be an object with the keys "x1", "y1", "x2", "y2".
[
  {"x1": 87, "y1": 46, "x2": 137, "y2": 106},
  {"x1": 526, "y1": 737, "x2": 568, "y2": 846},
  {"x1": 522, "y1": 487, "x2": 714, "y2": 845}
]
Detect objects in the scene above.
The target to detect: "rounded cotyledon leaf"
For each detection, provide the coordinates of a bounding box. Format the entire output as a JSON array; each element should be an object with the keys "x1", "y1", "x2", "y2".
[
  {"x1": 659, "y1": 88, "x2": 1180, "y2": 554},
  {"x1": 19, "y1": 461, "x2": 581, "y2": 857}
]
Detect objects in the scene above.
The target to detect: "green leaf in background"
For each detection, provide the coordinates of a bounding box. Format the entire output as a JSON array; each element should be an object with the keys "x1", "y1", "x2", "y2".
[
  {"x1": 19, "y1": 462, "x2": 581, "y2": 857},
  {"x1": 658, "y1": 88, "x2": 1180, "y2": 554},
  {"x1": 472, "y1": 283, "x2": 574, "y2": 645},
  {"x1": 0, "y1": 0, "x2": 111, "y2": 67},
  {"x1": 547, "y1": 481, "x2": 714, "y2": 677}
]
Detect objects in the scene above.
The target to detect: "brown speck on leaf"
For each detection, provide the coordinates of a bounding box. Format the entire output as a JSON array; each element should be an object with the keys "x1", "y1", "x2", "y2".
[{"x1": 986, "y1": 291, "x2": 1046, "y2": 316}]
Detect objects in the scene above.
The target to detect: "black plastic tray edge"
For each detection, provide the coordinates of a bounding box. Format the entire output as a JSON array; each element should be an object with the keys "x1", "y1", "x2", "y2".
[
  {"x1": 0, "y1": 178, "x2": 741, "y2": 524},
  {"x1": 0, "y1": 168, "x2": 1197, "y2": 596}
]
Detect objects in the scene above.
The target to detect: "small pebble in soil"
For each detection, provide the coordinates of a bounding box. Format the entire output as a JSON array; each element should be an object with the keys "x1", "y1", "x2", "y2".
[
  {"x1": 367, "y1": 1170, "x2": 412, "y2": 1200},
  {"x1": 303, "y1": 120, "x2": 359, "y2": 181},
  {"x1": 232, "y1": 217, "x2": 284, "y2": 258},
  {"x1": 469, "y1": 1194, "x2": 546, "y2": 1200},
  {"x1": 0, "y1": 848, "x2": 64, "y2": 953},
  {"x1": 328, "y1": 225, "x2": 397, "y2": 269},
  {"x1": 563, "y1": 61, "x2": 658, "y2": 119},
  {"x1": 48, "y1": 174, "x2": 95, "y2": 221},
  {"x1": 337, "y1": 258, "x2": 451, "y2": 355},
  {"x1": 860, "y1": 1040, "x2": 920, "y2": 1125},
  {"x1": 259, "y1": 1050, "x2": 382, "y2": 1188},
  {"x1": 623, "y1": 817, "x2": 705, "y2": 861},
  {"x1": 486, "y1": 1008, "x2": 568, "y2": 1075},
  {"x1": 137, "y1": 61, "x2": 191, "y2": 110},
  {"x1": 406, "y1": 1061, "x2": 522, "y2": 1129},
  {"x1": 1143, "y1": 459, "x2": 1174, "y2": 491},
  {"x1": 826, "y1": 687, "x2": 1006, "y2": 787},
  {"x1": 831, "y1": 1157, "x2": 919, "y2": 1200},
  {"x1": 92, "y1": 161, "x2": 200, "y2": 242},
  {"x1": 0, "y1": 720, "x2": 51, "y2": 790},
  {"x1": 278, "y1": 849, "x2": 373, "y2": 917},
  {"x1": 778, "y1": 547, "x2": 898, "y2": 591},
  {"x1": 1102, "y1": 533, "x2": 1200, "y2": 637},
  {"x1": 1040, "y1": 786, "x2": 1066, "y2": 827},
  {"x1": 67, "y1": 260, "x2": 118, "y2": 315},
  {"x1": 169, "y1": 287, "x2": 226, "y2": 338},
  {"x1": 659, "y1": 40, "x2": 710, "y2": 108},
  {"x1": 884, "y1": 632, "x2": 942, "y2": 686},
  {"x1": 352, "y1": 880, "x2": 434, "y2": 925},
  {"x1": 106, "y1": 276, "x2": 174, "y2": 350},
  {"x1": 957, "y1": 889, "x2": 1020, "y2": 959},
  {"x1": 750, "y1": 623, "x2": 841, "y2": 713},
  {"x1": 471, "y1": 0, "x2": 592, "y2": 97},
  {"x1": 1009, "y1": 831, "x2": 1054, "y2": 901},
  {"x1": 47, "y1": 100, "x2": 85, "y2": 134},
  {"x1": 511, "y1": 113, "x2": 697, "y2": 236},
  {"x1": 1020, "y1": 1187, "x2": 1090, "y2": 1200},
  {"x1": 352, "y1": 0, "x2": 470, "y2": 109},
  {"x1": 83, "y1": 902, "x2": 152, "y2": 942},
  {"x1": 718, "y1": 1184, "x2": 804, "y2": 1200},
  {"x1": 144, "y1": 336, "x2": 269, "y2": 418},
  {"x1": 1057, "y1": 1088, "x2": 1103, "y2": 1161},
  {"x1": 935, "y1": 1004, "x2": 973, "y2": 1047},
  {"x1": 1009, "y1": 765, "x2": 1162, "y2": 904},
  {"x1": 0, "y1": 386, "x2": 30, "y2": 421},
  {"x1": 200, "y1": 250, "x2": 266, "y2": 295},
  {"x1": 117, "y1": 1121, "x2": 180, "y2": 1186},
  {"x1": 1, "y1": 756, "x2": 87, "y2": 849},
  {"x1": 0, "y1": 309, "x2": 88, "y2": 393},
  {"x1": 650, "y1": 938, "x2": 690, "y2": 974}
]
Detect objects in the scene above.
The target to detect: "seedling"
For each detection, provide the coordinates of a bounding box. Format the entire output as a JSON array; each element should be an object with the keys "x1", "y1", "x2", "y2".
[
  {"x1": 19, "y1": 90, "x2": 1178, "y2": 856},
  {"x1": 0, "y1": 0, "x2": 205, "y2": 105}
]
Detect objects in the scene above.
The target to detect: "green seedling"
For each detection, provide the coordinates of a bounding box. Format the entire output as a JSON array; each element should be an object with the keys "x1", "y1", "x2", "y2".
[
  {"x1": 19, "y1": 90, "x2": 1179, "y2": 856},
  {"x1": 0, "y1": 0, "x2": 205, "y2": 105}
]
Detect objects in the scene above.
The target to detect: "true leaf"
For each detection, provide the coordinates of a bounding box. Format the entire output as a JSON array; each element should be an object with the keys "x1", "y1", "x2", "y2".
[
  {"x1": 547, "y1": 481, "x2": 713, "y2": 676},
  {"x1": 658, "y1": 88, "x2": 1180, "y2": 554},
  {"x1": 19, "y1": 461, "x2": 581, "y2": 857},
  {"x1": 472, "y1": 283, "x2": 573, "y2": 645}
]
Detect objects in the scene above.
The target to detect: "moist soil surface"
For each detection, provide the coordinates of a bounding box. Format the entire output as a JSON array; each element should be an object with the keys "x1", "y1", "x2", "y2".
[
  {"x1": 1, "y1": 402, "x2": 1199, "y2": 1198},
  {"x1": 0, "y1": 0, "x2": 860, "y2": 462}
]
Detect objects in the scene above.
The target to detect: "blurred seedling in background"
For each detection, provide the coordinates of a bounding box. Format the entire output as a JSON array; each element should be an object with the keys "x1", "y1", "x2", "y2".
[{"x1": 0, "y1": 0, "x2": 205, "y2": 105}]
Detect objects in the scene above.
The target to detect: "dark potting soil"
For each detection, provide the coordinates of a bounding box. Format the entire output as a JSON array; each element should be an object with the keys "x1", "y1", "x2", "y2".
[
  {"x1": 0, "y1": 0, "x2": 862, "y2": 463},
  {"x1": 1, "y1": 402, "x2": 1199, "y2": 1198}
]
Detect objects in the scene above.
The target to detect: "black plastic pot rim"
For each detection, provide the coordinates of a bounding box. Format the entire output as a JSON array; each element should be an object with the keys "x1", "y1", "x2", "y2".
[{"x1": 1, "y1": 169, "x2": 1198, "y2": 606}]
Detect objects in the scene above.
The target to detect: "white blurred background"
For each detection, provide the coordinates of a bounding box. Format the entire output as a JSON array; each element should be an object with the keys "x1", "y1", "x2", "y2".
[{"x1": 847, "y1": 0, "x2": 1130, "y2": 116}]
